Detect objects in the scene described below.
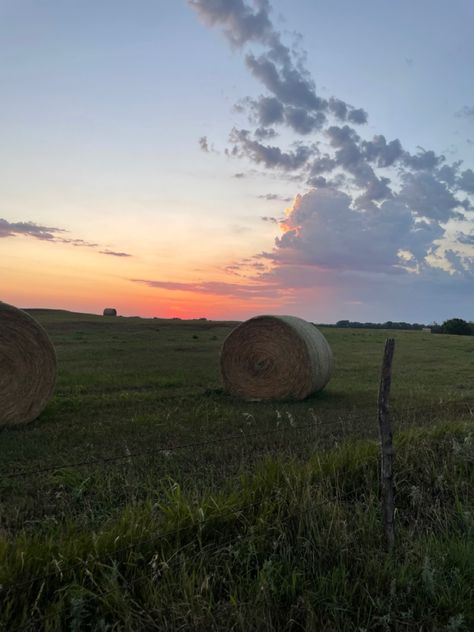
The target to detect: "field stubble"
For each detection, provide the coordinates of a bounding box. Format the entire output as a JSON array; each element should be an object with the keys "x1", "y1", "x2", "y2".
[{"x1": 0, "y1": 310, "x2": 473, "y2": 630}]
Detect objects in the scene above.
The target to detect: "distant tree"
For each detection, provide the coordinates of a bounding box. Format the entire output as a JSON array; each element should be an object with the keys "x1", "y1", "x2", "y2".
[{"x1": 441, "y1": 318, "x2": 472, "y2": 336}]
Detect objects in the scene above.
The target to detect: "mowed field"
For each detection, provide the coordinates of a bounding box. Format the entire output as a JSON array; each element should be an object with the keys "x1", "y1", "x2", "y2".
[{"x1": 1, "y1": 310, "x2": 473, "y2": 631}]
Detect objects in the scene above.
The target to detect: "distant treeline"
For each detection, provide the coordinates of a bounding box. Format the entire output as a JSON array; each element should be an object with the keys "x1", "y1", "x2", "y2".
[
  {"x1": 326, "y1": 320, "x2": 426, "y2": 331},
  {"x1": 317, "y1": 318, "x2": 473, "y2": 335}
]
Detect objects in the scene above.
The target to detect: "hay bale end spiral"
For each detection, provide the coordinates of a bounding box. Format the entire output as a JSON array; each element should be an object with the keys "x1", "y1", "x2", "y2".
[
  {"x1": 220, "y1": 315, "x2": 333, "y2": 401},
  {"x1": 0, "y1": 301, "x2": 57, "y2": 428}
]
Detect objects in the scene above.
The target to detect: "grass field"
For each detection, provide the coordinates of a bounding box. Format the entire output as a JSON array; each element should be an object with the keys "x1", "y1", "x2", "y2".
[{"x1": 1, "y1": 310, "x2": 473, "y2": 630}]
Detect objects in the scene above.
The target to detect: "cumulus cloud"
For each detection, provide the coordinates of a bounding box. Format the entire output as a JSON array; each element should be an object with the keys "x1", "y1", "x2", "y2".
[
  {"x1": 189, "y1": 0, "x2": 273, "y2": 48},
  {"x1": 254, "y1": 126, "x2": 278, "y2": 140},
  {"x1": 399, "y1": 172, "x2": 461, "y2": 221},
  {"x1": 245, "y1": 52, "x2": 326, "y2": 112},
  {"x1": 458, "y1": 168, "x2": 474, "y2": 193},
  {"x1": 250, "y1": 95, "x2": 284, "y2": 126},
  {"x1": 283, "y1": 106, "x2": 325, "y2": 134},
  {"x1": 402, "y1": 148, "x2": 444, "y2": 171},
  {"x1": 436, "y1": 163, "x2": 460, "y2": 186},
  {"x1": 190, "y1": 0, "x2": 471, "y2": 202},
  {"x1": 308, "y1": 155, "x2": 337, "y2": 176},
  {"x1": 328, "y1": 98, "x2": 348, "y2": 121},
  {"x1": 189, "y1": 0, "x2": 366, "y2": 135},
  {"x1": 190, "y1": 0, "x2": 474, "y2": 316},
  {"x1": 362, "y1": 135, "x2": 404, "y2": 168},
  {"x1": 264, "y1": 188, "x2": 441, "y2": 274},
  {"x1": 347, "y1": 108, "x2": 368, "y2": 125},
  {"x1": 230, "y1": 128, "x2": 313, "y2": 170}
]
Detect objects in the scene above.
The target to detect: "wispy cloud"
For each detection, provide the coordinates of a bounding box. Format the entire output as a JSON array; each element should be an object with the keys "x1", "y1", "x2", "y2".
[
  {"x1": 99, "y1": 249, "x2": 133, "y2": 258},
  {"x1": 199, "y1": 135, "x2": 210, "y2": 152},
  {"x1": 0, "y1": 218, "x2": 133, "y2": 258},
  {"x1": 131, "y1": 277, "x2": 281, "y2": 299},
  {"x1": 0, "y1": 218, "x2": 66, "y2": 241},
  {"x1": 257, "y1": 193, "x2": 292, "y2": 202},
  {"x1": 455, "y1": 105, "x2": 474, "y2": 118}
]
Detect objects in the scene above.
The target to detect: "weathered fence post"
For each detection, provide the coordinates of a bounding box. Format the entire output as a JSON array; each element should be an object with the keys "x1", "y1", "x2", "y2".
[{"x1": 378, "y1": 338, "x2": 395, "y2": 550}]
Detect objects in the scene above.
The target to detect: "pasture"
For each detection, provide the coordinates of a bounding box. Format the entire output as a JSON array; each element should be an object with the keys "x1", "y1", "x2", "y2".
[{"x1": 1, "y1": 310, "x2": 473, "y2": 630}]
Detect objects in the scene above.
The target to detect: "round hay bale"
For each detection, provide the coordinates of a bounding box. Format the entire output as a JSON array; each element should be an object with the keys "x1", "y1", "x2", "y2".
[
  {"x1": 103, "y1": 308, "x2": 117, "y2": 316},
  {"x1": 0, "y1": 302, "x2": 57, "y2": 428},
  {"x1": 220, "y1": 315, "x2": 333, "y2": 401}
]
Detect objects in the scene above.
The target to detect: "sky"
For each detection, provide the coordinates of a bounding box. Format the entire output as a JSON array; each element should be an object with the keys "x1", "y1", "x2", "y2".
[{"x1": 1, "y1": 0, "x2": 473, "y2": 323}]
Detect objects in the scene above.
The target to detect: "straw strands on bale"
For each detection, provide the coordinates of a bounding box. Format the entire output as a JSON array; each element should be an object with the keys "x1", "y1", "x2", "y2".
[
  {"x1": 103, "y1": 308, "x2": 117, "y2": 316},
  {"x1": 221, "y1": 315, "x2": 333, "y2": 401},
  {"x1": 0, "y1": 302, "x2": 57, "y2": 428}
]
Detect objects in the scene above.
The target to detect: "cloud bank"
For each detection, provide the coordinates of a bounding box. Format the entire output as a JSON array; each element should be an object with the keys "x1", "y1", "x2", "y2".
[{"x1": 188, "y1": 0, "x2": 474, "y2": 319}]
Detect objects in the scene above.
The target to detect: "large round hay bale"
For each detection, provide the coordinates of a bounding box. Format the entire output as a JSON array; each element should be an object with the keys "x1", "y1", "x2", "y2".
[
  {"x1": 221, "y1": 315, "x2": 333, "y2": 401},
  {"x1": 0, "y1": 302, "x2": 57, "y2": 427},
  {"x1": 103, "y1": 308, "x2": 117, "y2": 316}
]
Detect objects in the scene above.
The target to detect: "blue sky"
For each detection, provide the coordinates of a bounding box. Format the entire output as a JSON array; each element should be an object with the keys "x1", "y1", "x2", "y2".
[{"x1": 1, "y1": 1, "x2": 473, "y2": 322}]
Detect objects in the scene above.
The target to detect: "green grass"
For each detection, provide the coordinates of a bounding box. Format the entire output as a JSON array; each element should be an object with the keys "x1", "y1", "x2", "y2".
[{"x1": 0, "y1": 310, "x2": 473, "y2": 630}]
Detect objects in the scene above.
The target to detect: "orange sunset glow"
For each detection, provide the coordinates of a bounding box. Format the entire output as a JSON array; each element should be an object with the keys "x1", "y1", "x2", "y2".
[{"x1": 1, "y1": 0, "x2": 472, "y2": 324}]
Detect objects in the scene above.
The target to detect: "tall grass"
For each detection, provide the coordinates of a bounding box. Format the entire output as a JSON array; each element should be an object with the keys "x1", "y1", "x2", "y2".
[{"x1": 1, "y1": 421, "x2": 472, "y2": 630}]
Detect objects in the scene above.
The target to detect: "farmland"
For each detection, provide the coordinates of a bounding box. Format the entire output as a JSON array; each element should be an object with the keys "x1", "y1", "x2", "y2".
[{"x1": 1, "y1": 310, "x2": 473, "y2": 630}]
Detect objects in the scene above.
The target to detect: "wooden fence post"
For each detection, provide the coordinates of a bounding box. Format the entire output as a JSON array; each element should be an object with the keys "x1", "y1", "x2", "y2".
[{"x1": 378, "y1": 338, "x2": 395, "y2": 550}]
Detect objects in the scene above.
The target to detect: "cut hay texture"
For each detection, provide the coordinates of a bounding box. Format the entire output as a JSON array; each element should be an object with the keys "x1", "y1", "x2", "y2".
[
  {"x1": 0, "y1": 302, "x2": 57, "y2": 428},
  {"x1": 103, "y1": 308, "x2": 117, "y2": 316},
  {"x1": 221, "y1": 315, "x2": 333, "y2": 401}
]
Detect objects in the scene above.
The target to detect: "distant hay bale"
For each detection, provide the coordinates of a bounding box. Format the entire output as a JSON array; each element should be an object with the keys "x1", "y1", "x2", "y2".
[
  {"x1": 0, "y1": 302, "x2": 57, "y2": 428},
  {"x1": 103, "y1": 308, "x2": 117, "y2": 316},
  {"x1": 220, "y1": 315, "x2": 333, "y2": 401}
]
